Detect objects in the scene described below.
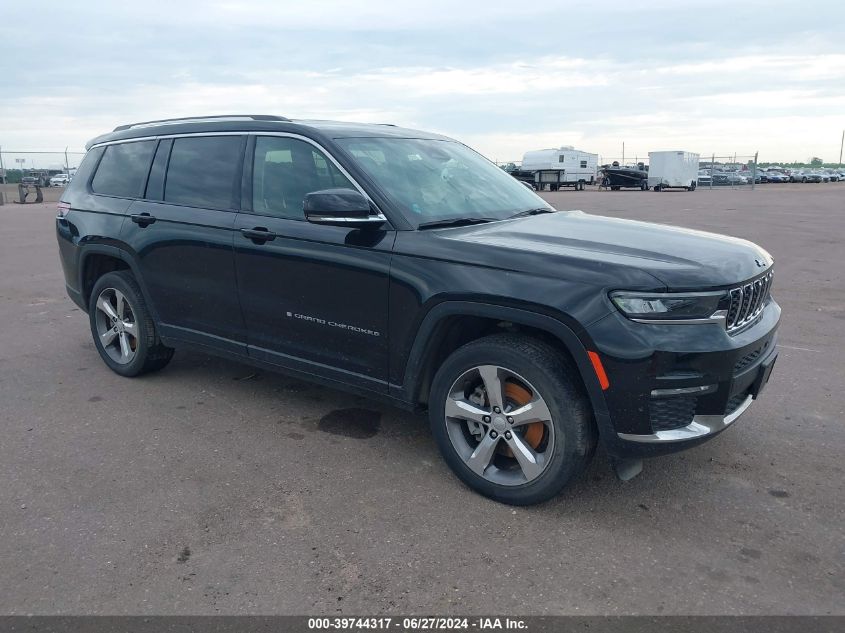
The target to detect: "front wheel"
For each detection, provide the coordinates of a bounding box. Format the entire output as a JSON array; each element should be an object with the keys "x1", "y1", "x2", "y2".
[
  {"x1": 88, "y1": 271, "x2": 174, "y2": 377},
  {"x1": 429, "y1": 334, "x2": 596, "y2": 505}
]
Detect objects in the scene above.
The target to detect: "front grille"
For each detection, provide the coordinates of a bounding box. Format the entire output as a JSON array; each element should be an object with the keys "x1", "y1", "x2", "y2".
[
  {"x1": 649, "y1": 396, "x2": 697, "y2": 432},
  {"x1": 726, "y1": 271, "x2": 773, "y2": 333},
  {"x1": 734, "y1": 339, "x2": 771, "y2": 374},
  {"x1": 734, "y1": 348, "x2": 761, "y2": 373}
]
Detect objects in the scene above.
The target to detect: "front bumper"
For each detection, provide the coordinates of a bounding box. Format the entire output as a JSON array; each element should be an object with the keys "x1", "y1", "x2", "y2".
[{"x1": 585, "y1": 297, "x2": 781, "y2": 458}]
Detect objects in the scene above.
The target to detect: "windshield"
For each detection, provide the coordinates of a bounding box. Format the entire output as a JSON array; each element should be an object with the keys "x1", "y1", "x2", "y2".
[{"x1": 335, "y1": 137, "x2": 549, "y2": 227}]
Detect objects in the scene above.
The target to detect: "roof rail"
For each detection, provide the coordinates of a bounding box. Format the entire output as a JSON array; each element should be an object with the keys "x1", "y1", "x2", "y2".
[{"x1": 113, "y1": 114, "x2": 290, "y2": 132}]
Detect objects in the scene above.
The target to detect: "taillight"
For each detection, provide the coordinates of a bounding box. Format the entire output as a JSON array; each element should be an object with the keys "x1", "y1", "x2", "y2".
[{"x1": 57, "y1": 202, "x2": 71, "y2": 218}]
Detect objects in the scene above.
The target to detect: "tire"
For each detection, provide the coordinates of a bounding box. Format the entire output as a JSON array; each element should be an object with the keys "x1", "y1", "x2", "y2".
[
  {"x1": 610, "y1": 185, "x2": 620, "y2": 191},
  {"x1": 88, "y1": 271, "x2": 174, "y2": 377},
  {"x1": 428, "y1": 334, "x2": 597, "y2": 505},
  {"x1": 654, "y1": 185, "x2": 661, "y2": 191},
  {"x1": 641, "y1": 181, "x2": 648, "y2": 191},
  {"x1": 690, "y1": 181, "x2": 697, "y2": 191}
]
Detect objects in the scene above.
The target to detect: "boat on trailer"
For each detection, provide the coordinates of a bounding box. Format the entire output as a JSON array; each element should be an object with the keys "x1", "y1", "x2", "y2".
[{"x1": 600, "y1": 162, "x2": 649, "y2": 190}]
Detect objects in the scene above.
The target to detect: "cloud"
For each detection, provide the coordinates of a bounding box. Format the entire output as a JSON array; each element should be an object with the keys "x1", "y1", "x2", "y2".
[{"x1": 0, "y1": 2, "x2": 843, "y2": 163}]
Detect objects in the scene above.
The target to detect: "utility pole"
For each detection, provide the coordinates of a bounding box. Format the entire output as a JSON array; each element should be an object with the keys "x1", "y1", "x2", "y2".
[
  {"x1": 622, "y1": 142, "x2": 625, "y2": 166},
  {"x1": 839, "y1": 130, "x2": 844, "y2": 167},
  {"x1": 0, "y1": 146, "x2": 5, "y2": 184},
  {"x1": 65, "y1": 146, "x2": 69, "y2": 176},
  {"x1": 751, "y1": 151, "x2": 758, "y2": 191},
  {"x1": 710, "y1": 153, "x2": 715, "y2": 190}
]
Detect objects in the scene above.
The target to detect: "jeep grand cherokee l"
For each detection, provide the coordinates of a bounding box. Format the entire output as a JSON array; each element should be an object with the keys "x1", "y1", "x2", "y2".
[{"x1": 56, "y1": 115, "x2": 780, "y2": 505}]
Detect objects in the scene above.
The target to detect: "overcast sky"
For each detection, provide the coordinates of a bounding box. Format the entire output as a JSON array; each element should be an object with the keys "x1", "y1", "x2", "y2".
[{"x1": 1, "y1": 1, "x2": 844, "y2": 165}]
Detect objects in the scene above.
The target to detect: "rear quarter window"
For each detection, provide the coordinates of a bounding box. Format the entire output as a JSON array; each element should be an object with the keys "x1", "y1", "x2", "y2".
[{"x1": 91, "y1": 141, "x2": 156, "y2": 198}]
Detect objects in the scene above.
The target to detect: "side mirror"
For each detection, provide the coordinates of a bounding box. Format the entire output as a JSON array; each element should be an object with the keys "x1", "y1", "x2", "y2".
[{"x1": 303, "y1": 189, "x2": 385, "y2": 227}]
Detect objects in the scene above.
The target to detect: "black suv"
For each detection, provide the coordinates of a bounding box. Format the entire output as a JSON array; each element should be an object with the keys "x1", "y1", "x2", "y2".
[{"x1": 56, "y1": 115, "x2": 780, "y2": 505}]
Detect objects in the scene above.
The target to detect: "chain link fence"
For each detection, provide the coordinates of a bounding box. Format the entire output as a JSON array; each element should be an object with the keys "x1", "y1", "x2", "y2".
[
  {"x1": 0, "y1": 149, "x2": 86, "y2": 185},
  {"x1": 699, "y1": 154, "x2": 760, "y2": 189}
]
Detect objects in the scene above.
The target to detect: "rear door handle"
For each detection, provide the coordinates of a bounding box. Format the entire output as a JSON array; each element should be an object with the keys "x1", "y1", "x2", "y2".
[
  {"x1": 241, "y1": 227, "x2": 277, "y2": 243},
  {"x1": 130, "y1": 213, "x2": 156, "y2": 227}
]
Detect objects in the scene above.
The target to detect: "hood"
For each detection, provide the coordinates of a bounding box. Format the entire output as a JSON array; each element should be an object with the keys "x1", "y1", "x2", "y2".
[{"x1": 439, "y1": 211, "x2": 773, "y2": 289}]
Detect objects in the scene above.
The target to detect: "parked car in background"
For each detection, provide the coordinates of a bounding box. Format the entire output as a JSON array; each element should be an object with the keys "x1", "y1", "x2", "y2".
[
  {"x1": 765, "y1": 171, "x2": 787, "y2": 183},
  {"x1": 697, "y1": 169, "x2": 712, "y2": 186},
  {"x1": 711, "y1": 171, "x2": 730, "y2": 186},
  {"x1": 802, "y1": 171, "x2": 824, "y2": 183},
  {"x1": 50, "y1": 173, "x2": 71, "y2": 187},
  {"x1": 21, "y1": 173, "x2": 49, "y2": 186}
]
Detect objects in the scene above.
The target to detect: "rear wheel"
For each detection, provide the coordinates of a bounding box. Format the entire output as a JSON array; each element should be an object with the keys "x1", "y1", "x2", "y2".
[
  {"x1": 429, "y1": 334, "x2": 596, "y2": 505},
  {"x1": 88, "y1": 271, "x2": 174, "y2": 377}
]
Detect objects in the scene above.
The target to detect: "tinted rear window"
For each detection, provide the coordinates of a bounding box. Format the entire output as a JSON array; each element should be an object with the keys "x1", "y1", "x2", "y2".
[
  {"x1": 91, "y1": 141, "x2": 156, "y2": 197},
  {"x1": 164, "y1": 136, "x2": 243, "y2": 209}
]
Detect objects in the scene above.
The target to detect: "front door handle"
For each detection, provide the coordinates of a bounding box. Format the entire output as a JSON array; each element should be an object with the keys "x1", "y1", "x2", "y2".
[
  {"x1": 241, "y1": 227, "x2": 277, "y2": 243},
  {"x1": 130, "y1": 213, "x2": 156, "y2": 227}
]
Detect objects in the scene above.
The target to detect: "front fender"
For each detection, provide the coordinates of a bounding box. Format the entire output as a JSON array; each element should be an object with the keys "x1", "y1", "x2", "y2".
[{"x1": 392, "y1": 300, "x2": 612, "y2": 434}]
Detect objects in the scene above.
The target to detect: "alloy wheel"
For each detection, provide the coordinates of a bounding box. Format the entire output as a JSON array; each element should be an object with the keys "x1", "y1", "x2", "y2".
[
  {"x1": 93, "y1": 287, "x2": 138, "y2": 364},
  {"x1": 444, "y1": 365, "x2": 555, "y2": 486}
]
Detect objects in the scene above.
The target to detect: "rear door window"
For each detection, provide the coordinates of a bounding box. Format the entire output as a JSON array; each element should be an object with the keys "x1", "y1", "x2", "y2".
[
  {"x1": 164, "y1": 136, "x2": 244, "y2": 209},
  {"x1": 91, "y1": 141, "x2": 156, "y2": 198}
]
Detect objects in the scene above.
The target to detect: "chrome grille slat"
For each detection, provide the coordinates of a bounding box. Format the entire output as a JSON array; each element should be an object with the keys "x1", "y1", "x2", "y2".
[
  {"x1": 727, "y1": 288, "x2": 742, "y2": 328},
  {"x1": 740, "y1": 283, "x2": 753, "y2": 323},
  {"x1": 748, "y1": 281, "x2": 760, "y2": 321},
  {"x1": 725, "y1": 271, "x2": 773, "y2": 333}
]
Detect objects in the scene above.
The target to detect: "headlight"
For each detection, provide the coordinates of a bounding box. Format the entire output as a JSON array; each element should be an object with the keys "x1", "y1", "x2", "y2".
[{"x1": 610, "y1": 291, "x2": 727, "y2": 322}]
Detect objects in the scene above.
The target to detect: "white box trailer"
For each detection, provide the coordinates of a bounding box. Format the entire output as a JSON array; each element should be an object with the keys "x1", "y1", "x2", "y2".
[
  {"x1": 647, "y1": 151, "x2": 700, "y2": 191},
  {"x1": 521, "y1": 146, "x2": 598, "y2": 191}
]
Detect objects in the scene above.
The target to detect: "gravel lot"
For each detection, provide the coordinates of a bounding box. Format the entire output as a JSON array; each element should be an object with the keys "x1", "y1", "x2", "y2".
[{"x1": 1, "y1": 183, "x2": 843, "y2": 615}]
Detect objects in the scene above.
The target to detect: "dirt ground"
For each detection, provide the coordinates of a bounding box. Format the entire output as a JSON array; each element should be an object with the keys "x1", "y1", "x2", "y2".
[{"x1": 0, "y1": 183, "x2": 842, "y2": 615}]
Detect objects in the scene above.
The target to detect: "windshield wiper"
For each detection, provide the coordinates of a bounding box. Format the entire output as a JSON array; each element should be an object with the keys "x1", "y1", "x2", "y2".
[
  {"x1": 508, "y1": 207, "x2": 556, "y2": 219},
  {"x1": 417, "y1": 217, "x2": 496, "y2": 230}
]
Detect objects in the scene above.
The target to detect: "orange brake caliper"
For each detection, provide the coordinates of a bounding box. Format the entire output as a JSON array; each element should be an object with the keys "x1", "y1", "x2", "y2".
[{"x1": 503, "y1": 381, "x2": 545, "y2": 452}]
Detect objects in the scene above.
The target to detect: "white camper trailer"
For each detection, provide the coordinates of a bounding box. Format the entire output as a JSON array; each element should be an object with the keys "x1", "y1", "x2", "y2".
[
  {"x1": 520, "y1": 146, "x2": 598, "y2": 191},
  {"x1": 647, "y1": 151, "x2": 700, "y2": 191}
]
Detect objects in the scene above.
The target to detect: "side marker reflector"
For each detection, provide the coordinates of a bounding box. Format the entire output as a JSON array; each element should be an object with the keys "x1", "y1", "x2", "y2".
[{"x1": 587, "y1": 351, "x2": 610, "y2": 390}]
